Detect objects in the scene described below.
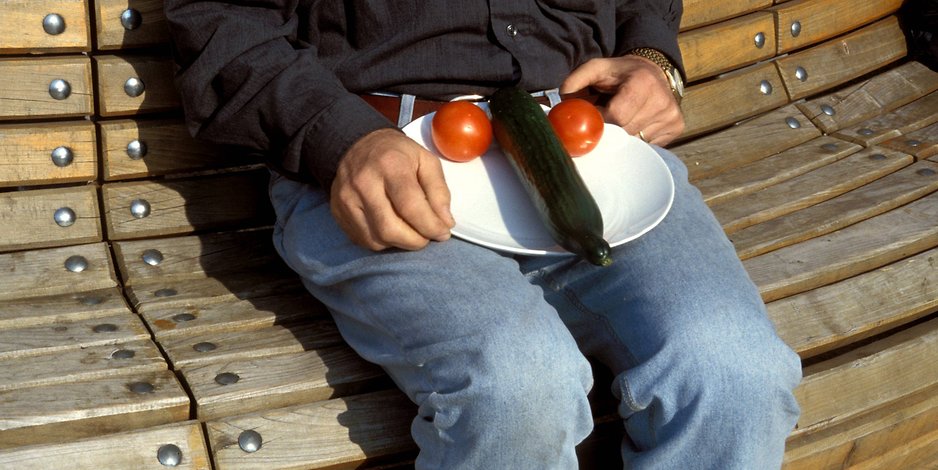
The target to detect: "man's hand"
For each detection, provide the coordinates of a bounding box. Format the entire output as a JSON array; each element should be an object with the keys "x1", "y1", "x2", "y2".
[
  {"x1": 560, "y1": 55, "x2": 684, "y2": 146},
  {"x1": 331, "y1": 128, "x2": 455, "y2": 251}
]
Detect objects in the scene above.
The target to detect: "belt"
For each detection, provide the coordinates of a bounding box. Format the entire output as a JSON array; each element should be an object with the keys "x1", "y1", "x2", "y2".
[{"x1": 360, "y1": 89, "x2": 601, "y2": 127}]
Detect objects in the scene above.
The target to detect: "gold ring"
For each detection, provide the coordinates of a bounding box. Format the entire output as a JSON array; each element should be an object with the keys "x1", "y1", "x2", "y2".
[{"x1": 639, "y1": 130, "x2": 647, "y2": 142}]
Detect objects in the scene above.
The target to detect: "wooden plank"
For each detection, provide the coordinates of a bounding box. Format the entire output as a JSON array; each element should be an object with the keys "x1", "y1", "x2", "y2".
[
  {"x1": 680, "y1": 62, "x2": 789, "y2": 139},
  {"x1": 112, "y1": 229, "x2": 283, "y2": 286},
  {"x1": 0, "y1": 288, "x2": 129, "y2": 330},
  {"x1": 880, "y1": 120, "x2": 938, "y2": 160},
  {"x1": 0, "y1": 0, "x2": 91, "y2": 53},
  {"x1": 746, "y1": 189, "x2": 938, "y2": 303},
  {"x1": 733, "y1": 160, "x2": 938, "y2": 260},
  {"x1": 793, "y1": 317, "x2": 938, "y2": 437},
  {"x1": 182, "y1": 346, "x2": 387, "y2": 420},
  {"x1": 207, "y1": 390, "x2": 415, "y2": 470},
  {"x1": 851, "y1": 428, "x2": 938, "y2": 470},
  {"x1": 834, "y1": 91, "x2": 938, "y2": 147},
  {"x1": 712, "y1": 147, "x2": 912, "y2": 234},
  {"x1": 94, "y1": 0, "x2": 170, "y2": 50},
  {"x1": 784, "y1": 383, "x2": 938, "y2": 469},
  {"x1": 678, "y1": 12, "x2": 776, "y2": 82},
  {"x1": 0, "y1": 56, "x2": 93, "y2": 120},
  {"x1": 100, "y1": 118, "x2": 254, "y2": 181},
  {"x1": 102, "y1": 170, "x2": 274, "y2": 240},
  {"x1": 775, "y1": 16, "x2": 907, "y2": 101},
  {"x1": 769, "y1": 245, "x2": 938, "y2": 359},
  {"x1": 0, "y1": 313, "x2": 150, "y2": 360},
  {"x1": 0, "y1": 420, "x2": 211, "y2": 469},
  {"x1": 94, "y1": 54, "x2": 180, "y2": 117},
  {"x1": 0, "y1": 339, "x2": 166, "y2": 392},
  {"x1": 160, "y1": 321, "x2": 343, "y2": 369},
  {"x1": 680, "y1": 0, "x2": 772, "y2": 31},
  {"x1": 674, "y1": 105, "x2": 821, "y2": 181},
  {"x1": 0, "y1": 243, "x2": 117, "y2": 301},
  {"x1": 0, "y1": 121, "x2": 96, "y2": 187},
  {"x1": 129, "y1": 271, "x2": 305, "y2": 312},
  {"x1": 0, "y1": 185, "x2": 101, "y2": 253},
  {"x1": 0, "y1": 369, "x2": 190, "y2": 449},
  {"x1": 697, "y1": 136, "x2": 861, "y2": 205},
  {"x1": 797, "y1": 61, "x2": 938, "y2": 134},
  {"x1": 771, "y1": 0, "x2": 903, "y2": 53},
  {"x1": 141, "y1": 293, "x2": 324, "y2": 340}
]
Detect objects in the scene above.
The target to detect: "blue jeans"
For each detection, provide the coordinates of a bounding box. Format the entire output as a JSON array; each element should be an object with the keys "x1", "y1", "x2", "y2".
[{"x1": 268, "y1": 148, "x2": 802, "y2": 469}]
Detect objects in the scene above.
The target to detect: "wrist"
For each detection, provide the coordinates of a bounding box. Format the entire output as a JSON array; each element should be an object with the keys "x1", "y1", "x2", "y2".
[{"x1": 626, "y1": 48, "x2": 685, "y2": 105}]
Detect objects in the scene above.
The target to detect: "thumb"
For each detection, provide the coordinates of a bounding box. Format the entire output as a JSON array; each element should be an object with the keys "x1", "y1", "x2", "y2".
[{"x1": 560, "y1": 58, "x2": 608, "y2": 95}]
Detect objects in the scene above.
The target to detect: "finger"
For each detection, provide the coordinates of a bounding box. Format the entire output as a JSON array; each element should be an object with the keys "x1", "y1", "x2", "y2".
[
  {"x1": 416, "y1": 151, "x2": 455, "y2": 228},
  {"x1": 560, "y1": 59, "x2": 616, "y2": 95},
  {"x1": 602, "y1": 89, "x2": 648, "y2": 134},
  {"x1": 330, "y1": 189, "x2": 388, "y2": 250},
  {"x1": 384, "y1": 169, "x2": 451, "y2": 243},
  {"x1": 360, "y1": 185, "x2": 431, "y2": 250}
]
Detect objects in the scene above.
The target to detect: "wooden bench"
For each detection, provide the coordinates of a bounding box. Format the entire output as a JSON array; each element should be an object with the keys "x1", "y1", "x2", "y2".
[{"x1": 1, "y1": 0, "x2": 937, "y2": 468}]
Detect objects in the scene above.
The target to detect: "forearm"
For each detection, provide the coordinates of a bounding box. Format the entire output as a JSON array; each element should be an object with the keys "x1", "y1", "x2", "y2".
[{"x1": 165, "y1": 0, "x2": 394, "y2": 188}]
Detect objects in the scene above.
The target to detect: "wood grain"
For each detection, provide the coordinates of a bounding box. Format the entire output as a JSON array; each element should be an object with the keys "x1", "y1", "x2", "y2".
[
  {"x1": 796, "y1": 61, "x2": 938, "y2": 134},
  {"x1": 678, "y1": 12, "x2": 776, "y2": 82},
  {"x1": 0, "y1": 56, "x2": 93, "y2": 120},
  {"x1": 0, "y1": 288, "x2": 129, "y2": 330},
  {"x1": 0, "y1": 420, "x2": 210, "y2": 469},
  {"x1": 674, "y1": 104, "x2": 821, "y2": 181},
  {"x1": 129, "y1": 271, "x2": 305, "y2": 312},
  {"x1": 0, "y1": 186, "x2": 101, "y2": 253},
  {"x1": 696, "y1": 136, "x2": 861, "y2": 205},
  {"x1": 182, "y1": 346, "x2": 387, "y2": 420},
  {"x1": 0, "y1": 313, "x2": 150, "y2": 360},
  {"x1": 775, "y1": 16, "x2": 907, "y2": 101},
  {"x1": 771, "y1": 0, "x2": 903, "y2": 53},
  {"x1": 0, "y1": 243, "x2": 117, "y2": 301},
  {"x1": 0, "y1": 0, "x2": 91, "y2": 53},
  {"x1": 745, "y1": 189, "x2": 938, "y2": 302},
  {"x1": 94, "y1": 0, "x2": 170, "y2": 49},
  {"x1": 206, "y1": 390, "x2": 415, "y2": 470},
  {"x1": 880, "y1": 120, "x2": 938, "y2": 160},
  {"x1": 94, "y1": 54, "x2": 180, "y2": 116},
  {"x1": 0, "y1": 121, "x2": 96, "y2": 187},
  {"x1": 834, "y1": 91, "x2": 938, "y2": 147},
  {"x1": 102, "y1": 170, "x2": 274, "y2": 240},
  {"x1": 711, "y1": 147, "x2": 911, "y2": 234},
  {"x1": 733, "y1": 160, "x2": 938, "y2": 259},
  {"x1": 681, "y1": 0, "x2": 772, "y2": 31}
]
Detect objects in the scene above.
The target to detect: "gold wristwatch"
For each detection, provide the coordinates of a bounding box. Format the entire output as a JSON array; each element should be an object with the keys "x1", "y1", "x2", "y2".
[{"x1": 627, "y1": 47, "x2": 684, "y2": 105}]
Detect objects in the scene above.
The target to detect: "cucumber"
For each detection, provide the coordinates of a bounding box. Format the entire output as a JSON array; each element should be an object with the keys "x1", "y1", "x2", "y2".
[{"x1": 489, "y1": 86, "x2": 612, "y2": 267}]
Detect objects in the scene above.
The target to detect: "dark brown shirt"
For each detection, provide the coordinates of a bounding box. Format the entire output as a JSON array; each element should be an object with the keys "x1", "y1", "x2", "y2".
[{"x1": 165, "y1": 0, "x2": 683, "y2": 188}]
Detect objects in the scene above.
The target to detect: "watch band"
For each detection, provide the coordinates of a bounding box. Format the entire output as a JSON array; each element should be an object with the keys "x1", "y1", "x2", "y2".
[{"x1": 626, "y1": 47, "x2": 684, "y2": 104}]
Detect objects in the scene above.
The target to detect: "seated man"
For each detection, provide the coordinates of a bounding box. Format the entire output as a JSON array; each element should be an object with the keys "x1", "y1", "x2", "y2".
[{"x1": 165, "y1": 1, "x2": 802, "y2": 468}]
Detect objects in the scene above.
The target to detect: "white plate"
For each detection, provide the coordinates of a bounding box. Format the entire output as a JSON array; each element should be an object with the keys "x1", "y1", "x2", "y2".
[{"x1": 402, "y1": 104, "x2": 674, "y2": 256}]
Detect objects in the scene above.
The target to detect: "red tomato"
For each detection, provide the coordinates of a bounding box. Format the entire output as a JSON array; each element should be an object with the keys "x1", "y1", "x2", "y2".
[
  {"x1": 430, "y1": 101, "x2": 493, "y2": 162},
  {"x1": 547, "y1": 99, "x2": 604, "y2": 157}
]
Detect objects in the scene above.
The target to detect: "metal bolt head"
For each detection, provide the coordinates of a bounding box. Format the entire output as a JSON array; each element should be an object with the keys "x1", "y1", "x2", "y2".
[
  {"x1": 821, "y1": 143, "x2": 839, "y2": 152},
  {"x1": 120, "y1": 8, "x2": 143, "y2": 30},
  {"x1": 127, "y1": 139, "x2": 148, "y2": 160},
  {"x1": 785, "y1": 117, "x2": 801, "y2": 129},
  {"x1": 193, "y1": 342, "x2": 218, "y2": 353},
  {"x1": 142, "y1": 249, "x2": 164, "y2": 266},
  {"x1": 130, "y1": 199, "x2": 151, "y2": 219},
  {"x1": 129, "y1": 381, "x2": 155, "y2": 394},
  {"x1": 43, "y1": 13, "x2": 66, "y2": 35},
  {"x1": 51, "y1": 146, "x2": 74, "y2": 167},
  {"x1": 759, "y1": 80, "x2": 773, "y2": 95},
  {"x1": 124, "y1": 77, "x2": 146, "y2": 97},
  {"x1": 157, "y1": 444, "x2": 183, "y2": 467},
  {"x1": 917, "y1": 168, "x2": 936, "y2": 176},
  {"x1": 906, "y1": 139, "x2": 922, "y2": 147},
  {"x1": 795, "y1": 66, "x2": 808, "y2": 82},
  {"x1": 858, "y1": 128, "x2": 875, "y2": 136},
  {"x1": 820, "y1": 104, "x2": 836, "y2": 116},
  {"x1": 93, "y1": 323, "x2": 119, "y2": 333},
  {"x1": 791, "y1": 20, "x2": 802, "y2": 37},
  {"x1": 111, "y1": 349, "x2": 136, "y2": 359},
  {"x1": 215, "y1": 372, "x2": 240, "y2": 385},
  {"x1": 869, "y1": 153, "x2": 887, "y2": 161},
  {"x1": 238, "y1": 430, "x2": 263, "y2": 453},
  {"x1": 65, "y1": 255, "x2": 88, "y2": 273},
  {"x1": 754, "y1": 32, "x2": 766, "y2": 49},
  {"x1": 54, "y1": 207, "x2": 76, "y2": 227},
  {"x1": 79, "y1": 295, "x2": 103, "y2": 305},
  {"x1": 49, "y1": 79, "x2": 72, "y2": 100},
  {"x1": 172, "y1": 313, "x2": 196, "y2": 322},
  {"x1": 154, "y1": 288, "x2": 178, "y2": 298}
]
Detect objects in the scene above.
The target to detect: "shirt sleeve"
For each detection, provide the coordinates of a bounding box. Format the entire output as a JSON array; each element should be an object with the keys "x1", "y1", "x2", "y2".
[
  {"x1": 614, "y1": 0, "x2": 685, "y2": 76},
  {"x1": 164, "y1": 0, "x2": 395, "y2": 188}
]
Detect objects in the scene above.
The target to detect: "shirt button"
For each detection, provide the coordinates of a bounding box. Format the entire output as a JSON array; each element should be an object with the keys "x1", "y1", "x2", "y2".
[{"x1": 506, "y1": 24, "x2": 518, "y2": 37}]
